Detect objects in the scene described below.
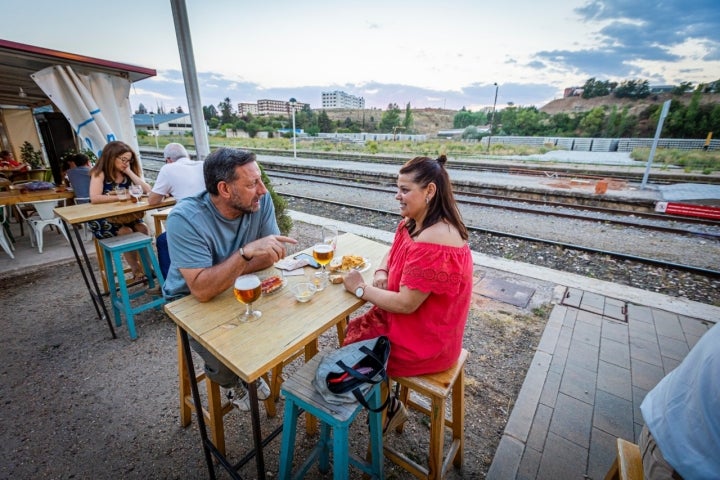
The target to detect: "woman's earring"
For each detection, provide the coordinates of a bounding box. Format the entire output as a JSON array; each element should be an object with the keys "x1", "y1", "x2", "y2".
[{"x1": 425, "y1": 197, "x2": 430, "y2": 204}]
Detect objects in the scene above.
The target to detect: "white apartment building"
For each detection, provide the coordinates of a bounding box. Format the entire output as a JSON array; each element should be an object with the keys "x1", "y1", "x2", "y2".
[
  {"x1": 238, "y1": 99, "x2": 308, "y2": 116},
  {"x1": 238, "y1": 102, "x2": 258, "y2": 116},
  {"x1": 321, "y1": 91, "x2": 365, "y2": 109}
]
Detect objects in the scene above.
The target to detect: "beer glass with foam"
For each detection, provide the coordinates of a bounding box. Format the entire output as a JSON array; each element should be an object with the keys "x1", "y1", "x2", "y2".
[{"x1": 234, "y1": 274, "x2": 262, "y2": 322}]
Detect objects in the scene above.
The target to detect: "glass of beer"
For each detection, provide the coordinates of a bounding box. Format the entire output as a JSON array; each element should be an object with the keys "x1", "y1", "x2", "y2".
[
  {"x1": 322, "y1": 224, "x2": 338, "y2": 251},
  {"x1": 233, "y1": 274, "x2": 262, "y2": 322},
  {"x1": 312, "y1": 243, "x2": 334, "y2": 284}
]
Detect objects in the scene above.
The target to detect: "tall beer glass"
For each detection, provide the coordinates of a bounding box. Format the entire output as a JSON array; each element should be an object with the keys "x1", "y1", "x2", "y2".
[
  {"x1": 234, "y1": 275, "x2": 262, "y2": 322},
  {"x1": 312, "y1": 243, "x2": 334, "y2": 284}
]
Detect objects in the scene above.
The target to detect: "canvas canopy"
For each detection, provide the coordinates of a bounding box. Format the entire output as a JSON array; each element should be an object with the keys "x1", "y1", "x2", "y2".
[{"x1": 32, "y1": 65, "x2": 140, "y2": 161}]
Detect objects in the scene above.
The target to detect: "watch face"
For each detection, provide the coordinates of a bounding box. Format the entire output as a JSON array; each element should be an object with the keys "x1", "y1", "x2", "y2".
[{"x1": 355, "y1": 286, "x2": 364, "y2": 298}]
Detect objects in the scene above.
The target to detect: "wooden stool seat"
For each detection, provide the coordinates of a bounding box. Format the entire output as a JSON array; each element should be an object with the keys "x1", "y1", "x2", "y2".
[
  {"x1": 278, "y1": 354, "x2": 384, "y2": 480},
  {"x1": 604, "y1": 438, "x2": 643, "y2": 480},
  {"x1": 385, "y1": 349, "x2": 469, "y2": 480},
  {"x1": 98, "y1": 232, "x2": 165, "y2": 340}
]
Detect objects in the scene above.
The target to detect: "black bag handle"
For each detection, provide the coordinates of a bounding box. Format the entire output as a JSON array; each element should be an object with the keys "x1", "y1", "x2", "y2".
[{"x1": 350, "y1": 378, "x2": 391, "y2": 412}]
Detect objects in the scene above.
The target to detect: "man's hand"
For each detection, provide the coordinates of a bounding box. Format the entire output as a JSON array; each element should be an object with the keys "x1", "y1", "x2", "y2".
[{"x1": 243, "y1": 235, "x2": 297, "y2": 264}]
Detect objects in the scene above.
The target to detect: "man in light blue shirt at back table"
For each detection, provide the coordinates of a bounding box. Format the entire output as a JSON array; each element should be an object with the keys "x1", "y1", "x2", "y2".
[{"x1": 639, "y1": 322, "x2": 720, "y2": 479}]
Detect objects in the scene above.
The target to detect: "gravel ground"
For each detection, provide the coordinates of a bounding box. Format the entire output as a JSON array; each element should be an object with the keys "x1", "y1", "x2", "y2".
[
  {"x1": 0, "y1": 218, "x2": 553, "y2": 479},
  {"x1": 270, "y1": 175, "x2": 720, "y2": 307}
]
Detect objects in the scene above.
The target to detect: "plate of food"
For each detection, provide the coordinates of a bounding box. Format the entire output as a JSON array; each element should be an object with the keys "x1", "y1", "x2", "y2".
[
  {"x1": 328, "y1": 255, "x2": 371, "y2": 274},
  {"x1": 260, "y1": 275, "x2": 286, "y2": 295}
]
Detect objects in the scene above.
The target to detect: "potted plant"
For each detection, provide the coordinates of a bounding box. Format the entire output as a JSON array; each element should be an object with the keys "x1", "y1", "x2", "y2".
[{"x1": 20, "y1": 141, "x2": 45, "y2": 169}]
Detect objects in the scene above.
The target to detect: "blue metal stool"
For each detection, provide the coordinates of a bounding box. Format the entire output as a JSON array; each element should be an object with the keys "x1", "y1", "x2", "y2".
[
  {"x1": 98, "y1": 232, "x2": 165, "y2": 340},
  {"x1": 279, "y1": 354, "x2": 384, "y2": 480}
]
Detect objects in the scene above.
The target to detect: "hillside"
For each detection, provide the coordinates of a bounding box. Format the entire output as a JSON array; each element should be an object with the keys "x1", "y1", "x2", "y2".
[
  {"x1": 319, "y1": 107, "x2": 456, "y2": 136},
  {"x1": 316, "y1": 92, "x2": 720, "y2": 137},
  {"x1": 540, "y1": 92, "x2": 720, "y2": 116}
]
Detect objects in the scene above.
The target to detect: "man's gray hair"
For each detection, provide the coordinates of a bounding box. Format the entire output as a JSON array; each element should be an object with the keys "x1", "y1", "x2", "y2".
[{"x1": 163, "y1": 143, "x2": 190, "y2": 162}]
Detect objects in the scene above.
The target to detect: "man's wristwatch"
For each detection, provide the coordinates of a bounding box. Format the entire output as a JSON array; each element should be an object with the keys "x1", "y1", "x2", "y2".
[
  {"x1": 354, "y1": 284, "x2": 366, "y2": 299},
  {"x1": 239, "y1": 247, "x2": 252, "y2": 262}
]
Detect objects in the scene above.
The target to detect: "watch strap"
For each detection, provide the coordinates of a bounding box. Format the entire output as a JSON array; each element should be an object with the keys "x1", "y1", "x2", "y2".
[{"x1": 239, "y1": 247, "x2": 252, "y2": 262}]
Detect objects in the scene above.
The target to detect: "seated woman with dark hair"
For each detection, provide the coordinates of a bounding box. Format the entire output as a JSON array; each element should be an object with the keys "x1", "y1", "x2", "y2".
[
  {"x1": 342, "y1": 155, "x2": 474, "y2": 432},
  {"x1": 89, "y1": 141, "x2": 153, "y2": 280}
]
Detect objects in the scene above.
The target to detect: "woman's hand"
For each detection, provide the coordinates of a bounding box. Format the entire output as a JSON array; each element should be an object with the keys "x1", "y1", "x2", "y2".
[
  {"x1": 372, "y1": 269, "x2": 388, "y2": 289},
  {"x1": 343, "y1": 270, "x2": 364, "y2": 293}
]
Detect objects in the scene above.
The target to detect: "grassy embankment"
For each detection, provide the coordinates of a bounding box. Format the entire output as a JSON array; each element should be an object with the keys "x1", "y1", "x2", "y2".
[{"x1": 138, "y1": 136, "x2": 720, "y2": 173}]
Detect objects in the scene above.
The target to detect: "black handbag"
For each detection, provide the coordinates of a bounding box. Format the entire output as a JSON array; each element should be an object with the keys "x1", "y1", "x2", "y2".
[{"x1": 312, "y1": 336, "x2": 391, "y2": 411}]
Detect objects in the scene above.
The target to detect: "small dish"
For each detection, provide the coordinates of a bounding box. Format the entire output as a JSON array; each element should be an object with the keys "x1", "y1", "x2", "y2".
[
  {"x1": 291, "y1": 282, "x2": 317, "y2": 303},
  {"x1": 329, "y1": 257, "x2": 371, "y2": 274},
  {"x1": 261, "y1": 275, "x2": 287, "y2": 295}
]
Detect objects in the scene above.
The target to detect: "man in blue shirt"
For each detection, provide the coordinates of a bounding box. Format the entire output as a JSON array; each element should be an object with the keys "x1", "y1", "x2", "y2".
[
  {"x1": 639, "y1": 323, "x2": 719, "y2": 479},
  {"x1": 164, "y1": 148, "x2": 296, "y2": 410}
]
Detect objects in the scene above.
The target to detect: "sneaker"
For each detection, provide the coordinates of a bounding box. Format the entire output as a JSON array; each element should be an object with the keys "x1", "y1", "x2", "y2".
[
  {"x1": 383, "y1": 397, "x2": 408, "y2": 435},
  {"x1": 226, "y1": 378, "x2": 272, "y2": 411}
]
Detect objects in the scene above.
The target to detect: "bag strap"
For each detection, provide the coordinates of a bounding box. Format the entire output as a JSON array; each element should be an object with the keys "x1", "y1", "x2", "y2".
[{"x1": 350, "y1": 377, "x2": 391, "y2": 412}]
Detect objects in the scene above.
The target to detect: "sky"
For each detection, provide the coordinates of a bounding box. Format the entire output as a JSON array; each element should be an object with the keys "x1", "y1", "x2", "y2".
[{"x1": 2, "y1": 0, "x2": 719, "y2": 114}]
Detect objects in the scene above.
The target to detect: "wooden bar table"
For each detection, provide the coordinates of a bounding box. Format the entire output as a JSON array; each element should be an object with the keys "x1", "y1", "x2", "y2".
[
  {"x1": 54, "y1": 197, "x2": 175, "y2": 338},
  {"x1": 165, "y1": 233, "x2": 389, "y2": 480},
  {"x1": 0, "y1": 187, "x2": 75, "y2": 206}
]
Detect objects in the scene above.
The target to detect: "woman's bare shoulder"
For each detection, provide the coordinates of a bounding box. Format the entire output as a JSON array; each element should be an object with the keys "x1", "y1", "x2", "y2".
[{"x1": 417, "y1": 221, "x2": 464, "y2": 247}]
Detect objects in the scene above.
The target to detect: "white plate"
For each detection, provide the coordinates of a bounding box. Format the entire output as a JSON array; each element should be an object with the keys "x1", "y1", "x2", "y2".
[{"x1": 329, "y1": 257, "x2": 371, "y2": 274}]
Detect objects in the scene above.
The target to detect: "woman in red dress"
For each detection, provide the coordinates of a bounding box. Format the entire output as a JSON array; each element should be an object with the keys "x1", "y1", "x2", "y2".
[{"x1": 342, "y1": 155, "x2": 474, "y2": 431}]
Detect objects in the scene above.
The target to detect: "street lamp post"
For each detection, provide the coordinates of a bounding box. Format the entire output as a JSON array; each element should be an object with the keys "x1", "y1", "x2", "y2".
[
  {"x1": 289, "y1": 98, "x2": 297, "y2": 160},
  {"x1": 150, "y1": 113, "x2": 159, "y2": 150},
  {"x1": 487, "y1": 82, "x2": 498, "y2": 152}
]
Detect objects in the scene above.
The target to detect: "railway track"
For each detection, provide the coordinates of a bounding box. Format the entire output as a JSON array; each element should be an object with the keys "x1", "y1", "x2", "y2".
[
  {"x1": 283, "y1": 194, "x2": 720, "y2": 305},
  {"x1": 140, "y1": 149, "x2": 720, "y2": 185},
  {"x1": 140, "y1": 152, "x2": 719, "y2": 304},
  {"x1": 265, "y1": 171, "x2": 720, "y2": 239}
]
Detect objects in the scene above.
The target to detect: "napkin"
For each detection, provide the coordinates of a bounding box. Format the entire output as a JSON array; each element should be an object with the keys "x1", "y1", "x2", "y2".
[{"x1": 275, "y1": 257, "x2": 309, "y2": 276}]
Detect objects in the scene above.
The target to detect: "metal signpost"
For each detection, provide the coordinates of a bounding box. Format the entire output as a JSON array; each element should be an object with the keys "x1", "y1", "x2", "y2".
[{"x1": 640, "y1": 100, "x2": 671, "y2": 189}]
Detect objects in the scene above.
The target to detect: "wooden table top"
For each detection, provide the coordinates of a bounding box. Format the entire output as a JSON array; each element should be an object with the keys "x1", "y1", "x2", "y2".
[
  {"x1": 165, "y1": 233, "x2": 389, "y2": 383},
  {"x1": 0, "y1": 188, "x2": 75, "y2": 206},
  {"x1": 53, "y1": 197, "x2": 176, "y2": 225}
]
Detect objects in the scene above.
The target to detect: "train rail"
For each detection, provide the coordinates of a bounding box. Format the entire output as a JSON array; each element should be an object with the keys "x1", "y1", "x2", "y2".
[{"x1": 265, "y1": 171, "x2": 720, "y2": 239}]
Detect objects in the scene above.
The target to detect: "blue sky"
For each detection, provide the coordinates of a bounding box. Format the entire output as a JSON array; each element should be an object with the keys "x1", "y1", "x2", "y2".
[{"x1": 2, "y1": 0, "x2": 718, "y2": 113}]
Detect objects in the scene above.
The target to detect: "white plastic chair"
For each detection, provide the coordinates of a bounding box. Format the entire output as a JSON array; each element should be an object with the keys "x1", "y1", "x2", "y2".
[
  {"x1": 0, "y1": 205, "x2": 14, "y2": 258},
  {"x1": 15, "y1": 199, "x2": 69, "y2": 253}
]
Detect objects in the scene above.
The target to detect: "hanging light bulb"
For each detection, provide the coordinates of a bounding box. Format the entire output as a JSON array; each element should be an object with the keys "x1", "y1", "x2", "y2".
[{"x1": 18, "y1": 87, "x2": 27, "y2": 98}]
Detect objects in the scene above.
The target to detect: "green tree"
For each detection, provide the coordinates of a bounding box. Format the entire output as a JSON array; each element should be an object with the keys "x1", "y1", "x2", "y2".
[
  {"x1": 318, "y1": 110, "x2": 333, "y2": 133},
  {"x1": 403, "y1": 103, "x2": 414, "y2": 133},
  {"x1": 218, "y1": 97, "x2": 235, "y2": 125},
  {"x1": 378, "y1": 103, "x2": 401, "y2": 132},
  {"x1": 683, "y1": 89, "x2": 702, "y2": 136},
  {"x1": 672, "y1": 82, "x2": 694, "y2": 95},
  {"x1": 578, "y1": 107, "x2": 605, "y2": 137},
  {"x1": 203, "y1": 104, "x2": 218, "y2": 121}
]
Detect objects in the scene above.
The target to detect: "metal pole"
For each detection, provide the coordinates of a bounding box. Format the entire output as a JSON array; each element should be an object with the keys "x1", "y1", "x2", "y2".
[
  {"x1": 170, "y1": 0, "x2": 210, "y2": 160},
  {"x1": 150, "y1": 114, "x2": 159, "y2": 149},
  {"x1": 487, "y1": 82, "x2": 498, "y2": 152},
  {"x1": 641, "y1": 100, "x2": 671, "y2": 189},
  {"x1": 289, "y1": 98, "x2": 297, "y2": 160}
]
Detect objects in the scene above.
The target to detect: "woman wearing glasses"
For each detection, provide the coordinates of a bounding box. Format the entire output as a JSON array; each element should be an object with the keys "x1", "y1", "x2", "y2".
[{"x1": 89, "y1": 141, "x2": 153, "y2": 280}]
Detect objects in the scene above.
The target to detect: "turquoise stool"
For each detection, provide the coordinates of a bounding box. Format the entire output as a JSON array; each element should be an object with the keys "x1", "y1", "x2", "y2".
[
  {"x1": 98, "y1": 232, "x2": 165, "y2": 340},
  {"x1": 279, "y1": 354, "x2": 384, "y2": 480}
]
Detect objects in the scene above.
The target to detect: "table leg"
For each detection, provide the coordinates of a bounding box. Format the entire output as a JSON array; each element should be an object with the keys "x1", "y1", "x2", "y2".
[
  {"x1": 62, "y1": 220, "x2": 116, "y2": 339},
  {"x1": 179, "y1": 328, "x2": 223, "y2": 480},
  {"x1": 248, "y1": 381, "x2": 267, "y2": 480},
  {"x1": 304, "y1": 340, "x2": 319, "y2": 435}
]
